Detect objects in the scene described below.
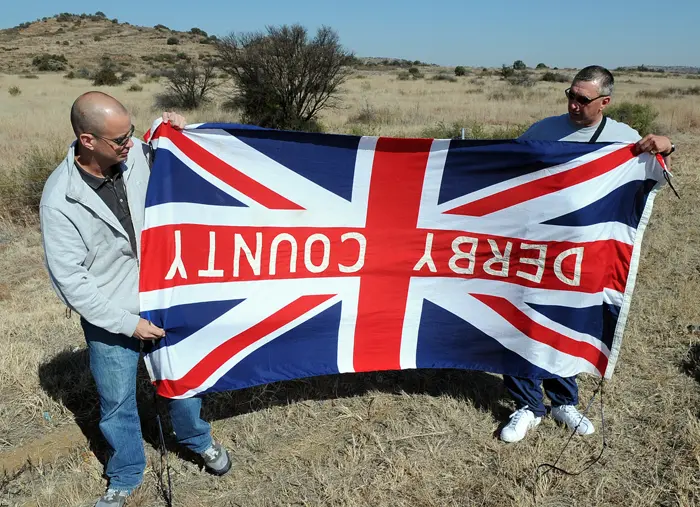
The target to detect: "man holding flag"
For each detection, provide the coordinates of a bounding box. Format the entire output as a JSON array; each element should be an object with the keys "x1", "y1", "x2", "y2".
[
  {"x1": 499, "y1": 65, "x2": 674, "y2": 443},
  {"x1": 39, "y1": 92, "x2": 232, "y2": 507}
]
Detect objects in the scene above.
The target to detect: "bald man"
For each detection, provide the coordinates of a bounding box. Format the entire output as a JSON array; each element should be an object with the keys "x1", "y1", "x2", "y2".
[{"x1": 40, "y1": 92, "x2": 231, "y2": 507}]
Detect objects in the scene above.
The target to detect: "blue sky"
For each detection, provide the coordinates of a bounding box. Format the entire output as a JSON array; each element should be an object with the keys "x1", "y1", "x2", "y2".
[{"x1": 3, "y1": 0, "x2": 698, "y2": 69}]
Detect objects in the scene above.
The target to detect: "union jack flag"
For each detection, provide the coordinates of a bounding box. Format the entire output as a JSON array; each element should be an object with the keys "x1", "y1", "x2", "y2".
[{"x1": 139, "y1": 120, "x2": 666, "y2": 399}]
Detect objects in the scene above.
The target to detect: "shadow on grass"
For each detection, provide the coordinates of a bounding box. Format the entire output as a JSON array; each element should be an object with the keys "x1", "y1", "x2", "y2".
[
  {"x1": 38, "y1": 347, "x2": 510, "y2": 468},
  {"x1": 681, "y1": 343, "x2": 700, "y2": 384}
]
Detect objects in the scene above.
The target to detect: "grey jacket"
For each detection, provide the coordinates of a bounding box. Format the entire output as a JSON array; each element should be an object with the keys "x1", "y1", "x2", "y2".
[{"x1": 40, "y1": 140, "x2": 152, "y2": 337}]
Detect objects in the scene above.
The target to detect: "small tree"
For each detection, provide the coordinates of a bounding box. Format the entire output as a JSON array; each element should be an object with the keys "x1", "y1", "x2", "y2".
[
  {"x1": 408, "y1": 66, "x2": 423, "y2": 78},
  {"x1": 216, "y1": 24, "x2": 353, "y2": 130},
  {"x1": 500, "y1": 64, "x2": 515, "y2": 79},
  {"x1": 157, "y1": 62, "x2": 219, "y2": 109},
  {"x1": 454, "y1": 66, "x2": 467, "y2": 76},
  {"x1": 513, "y1": 60, "x2": 527, "y2": 70},
  {"x1": 92, "y1": 61, "x2": 121, "y2": 86},
  {"x1": 536, "y1": 62, "x2": 548, "y2": 69}
]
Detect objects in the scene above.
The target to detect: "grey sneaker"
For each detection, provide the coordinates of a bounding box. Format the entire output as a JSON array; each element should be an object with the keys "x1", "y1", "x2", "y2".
[
  {"x1": 95, "y1": 489, "x2": 129, "y2": 507},
  {"x1": 200, "y1": 441, "x2": 231, "y2": 476}
]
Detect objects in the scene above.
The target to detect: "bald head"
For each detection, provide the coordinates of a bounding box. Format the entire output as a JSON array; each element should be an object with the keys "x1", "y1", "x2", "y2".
[{"x1": 70, "y1": 91, "x2": 129, "y2": 137}]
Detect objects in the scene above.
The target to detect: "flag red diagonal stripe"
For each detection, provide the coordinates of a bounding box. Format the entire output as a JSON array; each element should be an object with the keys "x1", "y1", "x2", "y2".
[
  {"x1": 445, "y1": 145, "x2": 636, "y2": 217},
  {"x1": 155, "y1": 294, "x2": 334, "y2": 398},
  {"x1": 154, "y1": 123, "x2": 305, "y2": 210},
  {"x1": 471, "y1": 293, "x2": 608, "y2": 374}
]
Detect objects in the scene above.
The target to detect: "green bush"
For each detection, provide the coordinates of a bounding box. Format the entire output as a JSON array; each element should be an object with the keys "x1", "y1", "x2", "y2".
[
  {"x1": 408, "y1": 67, "x2": 423, "y2": 78},
  {"x1": 513, "y1": 60, "x2": 527, "y2": 70},
  {"x1": 421, "y1": 121, "x2": 463, "y2": 139},
  {"x1": 432, "y1": 73, "x2": 457, "y2": 82},
  {"x1": 605, "y1": 102, "x2": 659, "y2": 137},
  {"x1": 92, "y1": 63, "x2": 121, "y2": 86},
  {"x1": 420, "y1": 121, "x2": 527, "y2": 140},
  {"x1": 153, "y1": 53, "x2": 176, "y2": 64},
  {"x1": 32, "y1": 53, "x2": 68, "y2": 71},
  {"x1": 8, "y1": 86, "x2": 21, "y2": 96},
  {"x1": 541, "y1": 71, "x2": 569, "y2": 83},
  {"x1": 190, "y1": 27, "x2": 208, "y2": 37},
  {"x1": 454, "y1": 66, "x2": 467, "y2": 76},
  {"x1": 536, "y1": 63, "x2": 548, "y2": 69},
  {"x1": 127, "y1": 83, "x2": 143, "y2": 92},
  {"x1": 490, "y1": 124, "x2": 528, "y2": 139},
  {"x1": 637, "y1": 86, "x2": 700, "y2": 99},
  {"x1": 500, "y1": 64, "x2": 515, "y2": 79},
  {"x1": 507, "y1": 72, "x2": 535, "y2": 87},
  {"x1": 64, "y1": 70, "x2": 76, "y2": 79},
  {"x1": 154, "y1": 24, "x2": 169, "y2": 30},
  {"x1": 166, "y1": 36, "x2": 179, "y2": 45},
  {"x1": 120, "y1": 70, "x2": 136, "y2": 81}
]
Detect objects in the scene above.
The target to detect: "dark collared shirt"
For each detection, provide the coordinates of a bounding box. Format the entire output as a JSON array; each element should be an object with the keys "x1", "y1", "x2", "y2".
[{"x1": 76, "y1": 162, "x2": 138, "y2": 256}]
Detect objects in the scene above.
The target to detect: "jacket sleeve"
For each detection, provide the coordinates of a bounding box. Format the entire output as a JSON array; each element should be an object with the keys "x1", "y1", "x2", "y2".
[{"x1": 40, "y1": 204, "x2": 141, "y2": 337}]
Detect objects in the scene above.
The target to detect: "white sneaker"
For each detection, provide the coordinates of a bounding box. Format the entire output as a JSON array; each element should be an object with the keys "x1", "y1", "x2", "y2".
[
  {"x1": 95, "y1": 489, "x2": 129, "y2": 507},
  {"x1": 551, "y1": 405, "x2": 595, "y2": 435},
  {"x1": 500, "y1": 407, "x2": 541, "y2": 443}
]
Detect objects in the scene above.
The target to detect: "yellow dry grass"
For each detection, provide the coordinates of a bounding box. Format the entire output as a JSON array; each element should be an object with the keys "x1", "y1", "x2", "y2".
[{"x1": 1, "y1": 70, "x2": 699, "y2": 507}]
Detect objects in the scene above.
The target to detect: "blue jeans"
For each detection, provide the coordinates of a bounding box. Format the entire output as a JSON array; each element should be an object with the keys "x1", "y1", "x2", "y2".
[
  {"x1": 82, "y1": 319, "x2": 212, "y2": 492},
  {"x1": 503, "y1": 375, "x2": 578, "y2": 417}
]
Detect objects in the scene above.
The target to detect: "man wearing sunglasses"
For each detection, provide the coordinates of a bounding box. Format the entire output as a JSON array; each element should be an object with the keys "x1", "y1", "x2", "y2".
[
  {"x1": 499, "y1": 65, "x2": 674, "y2": 444},
  {"x1": 39, "y1": 91, "x2": 231, "y2": 507}
]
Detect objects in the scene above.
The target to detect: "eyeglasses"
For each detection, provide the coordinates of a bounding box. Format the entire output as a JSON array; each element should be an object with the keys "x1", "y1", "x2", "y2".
[
  {"x1": 90, "y1": 124, "x2": 135, "y2": 149},
  {"x1": 565, "y1": 88, "x2": 608, "y2": 106}
]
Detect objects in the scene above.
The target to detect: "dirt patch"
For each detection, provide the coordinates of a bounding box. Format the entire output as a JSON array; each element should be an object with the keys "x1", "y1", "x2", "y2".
[{"x1": 0, "y1": 423, "x2": 87, "y2": 474}]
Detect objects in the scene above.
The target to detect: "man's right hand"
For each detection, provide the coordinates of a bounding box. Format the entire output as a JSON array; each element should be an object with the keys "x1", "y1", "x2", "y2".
[{"x1": 133, "y1": 318, "x2": 166, "y2": 341}]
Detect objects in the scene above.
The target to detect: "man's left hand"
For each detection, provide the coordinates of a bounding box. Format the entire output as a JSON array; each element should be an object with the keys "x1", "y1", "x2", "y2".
[
  {"x1": 634, "y1": 134, "x2": 673, "y2": 156},
  {"x1": 162, "y1": 111, "x2": 186, "y2": 130}
]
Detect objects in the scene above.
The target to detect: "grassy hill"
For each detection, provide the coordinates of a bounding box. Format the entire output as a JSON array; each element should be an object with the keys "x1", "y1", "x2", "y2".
[{"x1": 0, "y1": 13, "x2": 218, "y2": 74}]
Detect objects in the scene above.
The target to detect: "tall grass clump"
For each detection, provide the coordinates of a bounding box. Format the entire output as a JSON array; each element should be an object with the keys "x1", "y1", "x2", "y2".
[{"x1": 0, "y1": 144, "x2": 66, "y2": 223}]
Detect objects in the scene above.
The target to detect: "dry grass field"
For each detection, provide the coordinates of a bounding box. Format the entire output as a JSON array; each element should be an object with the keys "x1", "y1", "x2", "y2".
[{"x1": 1, "y1": 66, "x2": 700, "y2": 507}]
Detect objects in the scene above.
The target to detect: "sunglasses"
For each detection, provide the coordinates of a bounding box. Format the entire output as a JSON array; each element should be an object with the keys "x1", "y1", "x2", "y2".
[
  {"x1": 90, "y1": 124, "x2": 135, "y2": 149},
  {"x1": 564, "y1": 88, "x2": 608, "y2": 106}
]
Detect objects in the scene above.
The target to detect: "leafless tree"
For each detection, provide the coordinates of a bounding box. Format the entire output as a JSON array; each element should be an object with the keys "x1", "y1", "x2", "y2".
[{"x1": 157, "y1": 62, "x2": 219, "y2": 110}]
